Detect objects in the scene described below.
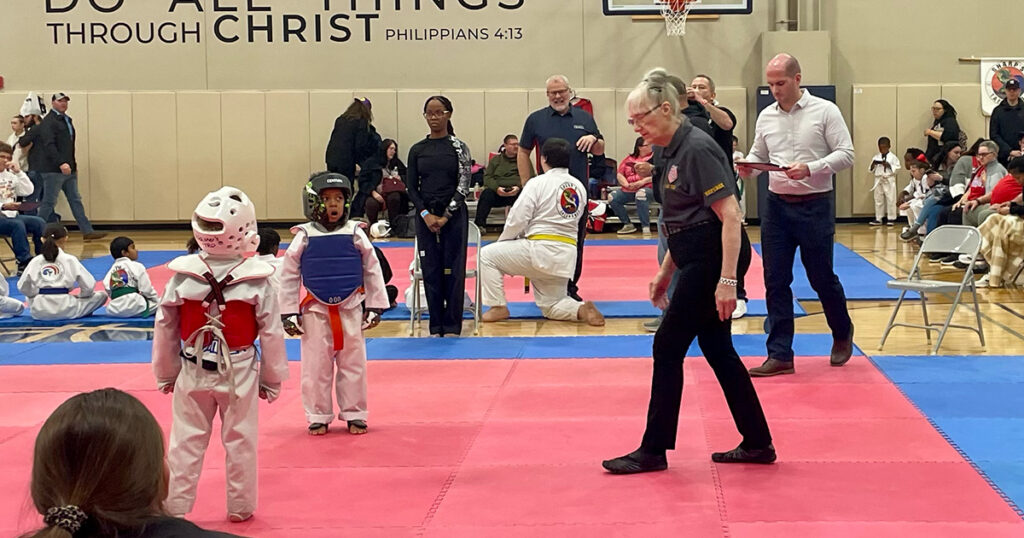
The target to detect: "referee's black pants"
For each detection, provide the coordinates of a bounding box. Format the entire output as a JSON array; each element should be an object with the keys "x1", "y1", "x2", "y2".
[
  {"x1": 641, "y1": 221, "x2": 772, "y2": 451},
  {"x1": 415, "y1": 206, "x2": 468, "y2": 336}
]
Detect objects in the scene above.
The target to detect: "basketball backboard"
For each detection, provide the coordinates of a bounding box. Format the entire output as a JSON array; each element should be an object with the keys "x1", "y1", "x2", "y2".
[{"x1": 603, "y1": 0, "x2": 753, "y2": 16}]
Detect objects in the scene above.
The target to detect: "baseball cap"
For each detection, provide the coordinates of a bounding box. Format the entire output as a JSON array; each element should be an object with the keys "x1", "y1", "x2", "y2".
[
  {"x1": 52, "y1": 92, "x2": 71, "y2": 101},
  {"x1": 1006, "y1": 79, "x2": 1021, "y2": 90}
]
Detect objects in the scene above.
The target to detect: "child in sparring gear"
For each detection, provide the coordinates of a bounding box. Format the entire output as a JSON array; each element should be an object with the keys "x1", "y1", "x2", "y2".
[
  {"x1": 152, "y1": 186, "x2": 289, "y2": 523},
  {"x1": 104, "y1": 236, "x2": 160, "y2": 317},
  {"x1": 18, "y1": 224, "x2": 107, "y2": 320},
  {"x1": 279, "y1": 172, "x2": 389, "y2": 436}
]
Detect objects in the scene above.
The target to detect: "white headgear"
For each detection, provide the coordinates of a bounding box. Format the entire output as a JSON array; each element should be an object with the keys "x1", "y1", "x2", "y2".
[
  {"x1": 370, "y1": 220, "x2": 391, "y2": 239},
  {"x1": 191, "y1": 186, "x2": 259, "y2": 257},
  {"x1": 20, "y1": 92, "x2": 45, "y2": 117}
]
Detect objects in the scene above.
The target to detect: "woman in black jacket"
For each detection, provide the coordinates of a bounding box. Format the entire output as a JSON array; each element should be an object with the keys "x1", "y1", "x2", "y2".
[
  {"x1": 406, "y1": 95, "x2": 472, "y2": 337},
  {"x1": 325, "y1": 98, "x2": 381, "y2": 181},
  {"x1": 356, "y1": 138, "x2": 409, "y2": 224},
  {"x1": 925, "y1": 99, "x2": 961, "y2": 164}
]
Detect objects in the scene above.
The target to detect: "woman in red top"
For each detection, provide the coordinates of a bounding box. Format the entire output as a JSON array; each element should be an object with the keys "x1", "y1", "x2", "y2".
[{"x1": 609, "y1": 137, "x2": 655, "y2": 234}]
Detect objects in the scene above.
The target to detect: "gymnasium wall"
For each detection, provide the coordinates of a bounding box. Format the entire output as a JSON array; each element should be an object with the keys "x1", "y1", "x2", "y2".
[{"x1": 2, "y1": 0, "x2": 1023, "y2": 221}]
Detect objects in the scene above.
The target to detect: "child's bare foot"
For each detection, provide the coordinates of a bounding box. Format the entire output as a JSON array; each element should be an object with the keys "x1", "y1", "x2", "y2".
[
  {"x1": 308, "y1": 423, "x2": 328, "y2": 436},
  {"x1": 348, "y1": 420, "x2": 368, "y2": 434},
  {"x1": 578, "y1": 301, "x2": 605, "y2": 327},
  {"x1": 482, "y1": 305, "x2": 510, "y2": 322}
]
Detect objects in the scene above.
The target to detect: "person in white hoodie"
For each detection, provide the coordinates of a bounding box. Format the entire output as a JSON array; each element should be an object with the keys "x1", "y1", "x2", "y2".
[
  {"x1": 0, "y1": 141, "x2": 46, "y2": 274},
  {"x1": 479, "y1": 138, "x2": 605, "y2": 326},
  {"x1": 18, "y1": 224, "x2": 107, "y2": 320},
  {"x1": 103, "y1": 236, "x2": 160, "y2": 317}
]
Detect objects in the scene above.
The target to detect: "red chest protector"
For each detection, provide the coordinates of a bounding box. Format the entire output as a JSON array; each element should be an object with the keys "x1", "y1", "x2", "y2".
[{"x1": 180, "y1": 300, "x2": 258, "y2": 350}]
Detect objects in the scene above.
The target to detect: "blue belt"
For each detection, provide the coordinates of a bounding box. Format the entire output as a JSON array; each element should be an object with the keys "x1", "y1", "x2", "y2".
[{"x1": 39, "y1": 287, "x2": 71, "y2": 295}]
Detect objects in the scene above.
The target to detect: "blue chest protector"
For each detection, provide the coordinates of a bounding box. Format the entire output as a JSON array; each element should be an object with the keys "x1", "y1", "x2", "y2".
[{"x1": 300, "y1": 232, "x2": 364, "y2": 305}]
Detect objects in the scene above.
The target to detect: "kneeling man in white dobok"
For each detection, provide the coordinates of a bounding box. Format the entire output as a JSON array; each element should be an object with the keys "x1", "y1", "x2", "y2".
[{"x1": 480, "y1": 138, "x2": 605, "y2": 326}]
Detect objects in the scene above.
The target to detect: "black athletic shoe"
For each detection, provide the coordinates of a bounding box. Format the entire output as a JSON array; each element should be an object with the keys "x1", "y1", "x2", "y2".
[
  {"x1": 711, "y1": 444, "x2": 777, "y2": 464},
  {"x1": 928, "y1": 253, "x2": 946, "y2": 263},
  {"x1": 602, "y1": 448, "x2": 668, "y2": 474}
]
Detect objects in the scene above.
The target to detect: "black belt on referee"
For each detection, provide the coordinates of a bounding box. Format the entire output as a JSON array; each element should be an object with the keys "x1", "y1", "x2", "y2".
[
  {"x1": 771, "y1": 191, "x2": 830, "y2": 203},
  {"x1": 661, "y1": 219, "x2": 716, "y2": 236},
  {"x1": 182, "y1": 353, "x2": 219, "y2": 372}
]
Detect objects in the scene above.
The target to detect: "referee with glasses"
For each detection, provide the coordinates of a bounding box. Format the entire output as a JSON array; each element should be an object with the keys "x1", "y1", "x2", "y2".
[{"x1": 603, "y1": 70, "x2": 774, "y2": 475}]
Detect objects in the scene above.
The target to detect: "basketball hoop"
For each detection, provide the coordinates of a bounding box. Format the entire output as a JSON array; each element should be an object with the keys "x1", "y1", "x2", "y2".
[{"x1": 659, "y1": 0, "x2": 699, "y2": 36}]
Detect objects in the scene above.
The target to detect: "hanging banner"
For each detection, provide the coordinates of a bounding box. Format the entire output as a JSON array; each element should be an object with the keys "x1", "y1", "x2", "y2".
[{"x1": 981, "y1": 58, "x2": 1024, "y2": 116}]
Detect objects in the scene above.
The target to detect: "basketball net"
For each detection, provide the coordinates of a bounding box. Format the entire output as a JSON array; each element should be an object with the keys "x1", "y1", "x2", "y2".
[{"x1": 659, "y1": 0, "x2": 699, "y2": 36}]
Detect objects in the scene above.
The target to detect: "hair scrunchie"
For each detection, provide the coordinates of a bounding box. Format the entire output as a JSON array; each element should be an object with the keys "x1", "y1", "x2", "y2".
[{"x1": 44, "y1": 505, "x2": 88, "y2": 534}]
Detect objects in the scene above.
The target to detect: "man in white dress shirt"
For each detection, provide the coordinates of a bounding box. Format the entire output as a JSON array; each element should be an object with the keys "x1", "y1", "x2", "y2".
[
  {"x1": 737, "y1": 53, "x2": 856, "y2": 377},
  {"x1": 480, "y1": 138, "x2": 605, "y2": 326}
]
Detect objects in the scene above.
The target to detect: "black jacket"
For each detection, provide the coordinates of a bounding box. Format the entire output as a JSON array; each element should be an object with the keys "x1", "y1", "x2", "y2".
[
  {"x1": 925, "y1": 116, "x2": 960, "y2": 164},
  {"x1": 17, "y1": 124, "x2": 50, "y2": 173},
  {"x1": 990, "y1": 99, "x2": 1024, "y2": 164},
  {"x1": 325, "y1": 116, "x2": 380, "y2": 179}
]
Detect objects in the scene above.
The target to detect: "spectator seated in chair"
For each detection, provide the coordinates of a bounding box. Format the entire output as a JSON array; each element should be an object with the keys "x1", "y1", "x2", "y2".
[
  {"x1": 361, "y1": 138, "x2": 409, "y2": 228},
  {"x1": 474, "y1": 134, "x2": 533, "y2": 233},
  {"x1": 976, "y1": 156, "x2": 1024, "y2": 288},
  {"x1": 0, "y1": 141, "x2": 46, "y2": 275},
  {"x1": 608, "y1": 136, "x2": 654, "y2": 234}
]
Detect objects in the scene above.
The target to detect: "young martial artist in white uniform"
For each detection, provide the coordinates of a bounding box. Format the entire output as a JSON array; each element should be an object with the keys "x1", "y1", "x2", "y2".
[
  {"x1": 18, "y1": 224, "x2": 107, "y2": 321},
  {"x1": 104, "y1": 236, "x2": 160, "y2": 317},
  {"x1": 254, "y1": 228, "x2": 282, "y2": 289},
  {"x1": 0, "y1": 276, "x2": 24, "y2": 318},
  {"x1": 479, "y1": 138, "x2": 605, "y2": 326},
  {"x1": 279, "y1": 172, "x2": 388, "y2": 436},
  {"x1": 152, "y1": 186, "x2": 289, "y2": 523}
]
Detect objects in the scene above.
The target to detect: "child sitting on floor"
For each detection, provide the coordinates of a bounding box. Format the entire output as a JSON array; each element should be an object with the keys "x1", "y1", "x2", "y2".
[
  {"x1": 103, "y1": 236, "x2": 160, "y2": 317},
  {"x1": 18, "y1": 224, "x2": 107, "y2": 320}
]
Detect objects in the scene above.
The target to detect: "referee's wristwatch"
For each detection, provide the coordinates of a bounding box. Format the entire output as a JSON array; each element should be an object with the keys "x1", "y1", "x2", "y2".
[{"x1": 719, "y1": 277, "x2": 738, "y2": 287}]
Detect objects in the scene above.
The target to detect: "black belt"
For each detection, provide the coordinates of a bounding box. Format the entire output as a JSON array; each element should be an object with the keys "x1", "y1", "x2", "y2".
[
  {"x1": 771, "y1": 191, "x2": 830, "y2": 203},
  {"x1": 182, "y1": 353, "x2": 219, "y2": 371},
  {"x1": 39, "y1": 287, "x2": 70, "y2": 295},
  {"x1": 661, "y1": 220, "x2": 716, "y2": 236}
]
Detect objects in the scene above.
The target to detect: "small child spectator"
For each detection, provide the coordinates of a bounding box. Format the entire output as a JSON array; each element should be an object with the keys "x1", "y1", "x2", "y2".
[
  {"x1": 103, "y1": 236, "x2": 160, "y2": 317},
  {"x1": 18, "y1": 223, "x2": 107, "y2": 320},
  {"x1": 869, "y1": 137, "x2": 901, "y2": 226}
]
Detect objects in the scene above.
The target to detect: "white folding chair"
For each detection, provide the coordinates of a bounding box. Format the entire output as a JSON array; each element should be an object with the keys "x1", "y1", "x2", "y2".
[
  {"x1": 878, "y1": 225, "x2": 985, "y2": 355},
  {"x1": 408, "y1": 222, "x2": 482, "y2": 336}
]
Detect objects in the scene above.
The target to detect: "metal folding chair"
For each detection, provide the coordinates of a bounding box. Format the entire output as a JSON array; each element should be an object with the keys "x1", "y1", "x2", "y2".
[
  {"x1": 0, "y1": 236, "x2": 15, "y2": 276},
  {"x1": 878, "y1": 225, "x2": 985, "y2": 355},
  {"x1": 408, "y1": 222, "x2": 482, "y2": 336}
]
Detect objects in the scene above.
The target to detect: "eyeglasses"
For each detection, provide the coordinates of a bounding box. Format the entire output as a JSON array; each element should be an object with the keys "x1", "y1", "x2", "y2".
[
  {"x1": 546, "y1": 88, "x2": 570, "y2": 97},
  {"x1": 423, "y1": 111, "x2": 450, "y2": 119},
  {"x1": 627, "y1": 108, "x2": 656, "y2": 126},
  {"x1": 977, "y1": 151, "x2": 992, "y2": 157}
]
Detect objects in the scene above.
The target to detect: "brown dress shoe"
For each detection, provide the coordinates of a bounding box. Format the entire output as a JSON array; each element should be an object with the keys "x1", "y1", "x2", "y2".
[
  {"x1": 83, "y1": 232, "x2": 107, "y2": 241},
  {"x1": 748, "y1": 358, "x2": 795, "y2": 377},
  {"x1": 830, "y1": 324, "x2": 855, "y2": 366}
]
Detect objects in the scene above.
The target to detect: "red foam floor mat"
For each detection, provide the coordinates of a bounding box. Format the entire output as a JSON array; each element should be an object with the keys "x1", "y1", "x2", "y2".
[{"x1": 0, "y1": 357, "x2": 1021, "y2": 537}]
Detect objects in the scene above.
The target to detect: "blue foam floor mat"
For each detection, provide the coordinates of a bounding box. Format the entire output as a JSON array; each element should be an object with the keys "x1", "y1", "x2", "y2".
[
  {"x1": 0, "y1": 299, "x2": 803, "y2": 328},
  {"x1": 871, "y1": 354, "x2": 1024, "y2": 515},
  {"x1": 380, "y1": 298, "x2": 802, "y2": 321},
  {"x1": 0, "y1": 333, "x2": 856, "y2": 365},
  {"x1": 753, "y1": 243, "x2": 905, "y2": 300}
]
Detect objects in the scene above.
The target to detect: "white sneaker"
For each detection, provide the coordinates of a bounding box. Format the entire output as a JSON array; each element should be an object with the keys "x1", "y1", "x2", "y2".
[
  {"x1": 617, "y1": 224, "x2": 637, "y2": 234},
  {"x1": 975, "y1": 274, "x2": 991, "y2": 288},
  {"x1": 731, "y1": 299, "x2": 748, "y2": 319}
]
